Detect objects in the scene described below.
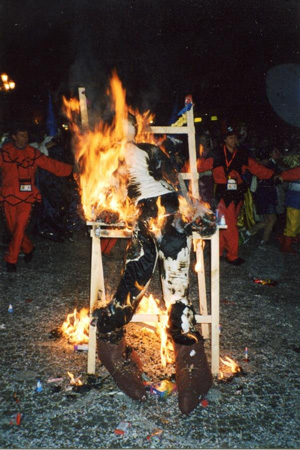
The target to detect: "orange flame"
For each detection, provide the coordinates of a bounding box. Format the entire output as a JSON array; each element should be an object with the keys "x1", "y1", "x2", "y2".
[
  {"x1": 219, "y1": 356, "x2": 241, "y2": 379},
  {"x1": 148, "y1": 197, "x2": 167, "y2": 238},
  {"x1": 61, "y1": 308, "x2": 90, "y2": 344},
  {"x1": 62, "y1": 71, "x2": 159, "y2": 225},
  {"x1": 199, "y1": 143, "x2": 205, "y2": 158},
  {"x1": 67, "y1": 371, "x2": 83, "y2": 386},
  {"x1": 136, "y1": 294, "x2": 174, "y2": 367}
]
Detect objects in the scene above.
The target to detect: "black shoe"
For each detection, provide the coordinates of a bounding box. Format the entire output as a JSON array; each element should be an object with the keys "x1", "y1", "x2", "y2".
[
  {"x1": 226, "y1": 257, "x2": 245, "y2": 266},
  {"x1": 24, "y1": 247, "x2": 35, "y2": 263},
  {"x1": 6, "y1": 262, "x2": 17, "y2": 272}
]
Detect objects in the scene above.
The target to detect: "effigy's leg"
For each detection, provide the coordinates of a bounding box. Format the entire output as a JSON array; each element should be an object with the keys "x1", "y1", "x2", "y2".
[
  {"x1": 158, "y1": 212, "x2": 213, "y2": 415},
  {"x1": 94, "y1": 221, "x2": 157, "y2": 401}
]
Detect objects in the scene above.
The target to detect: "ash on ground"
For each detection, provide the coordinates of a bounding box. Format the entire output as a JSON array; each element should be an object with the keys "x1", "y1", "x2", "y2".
[{"x1": 1, "y1": 224, "x2": 300, "y2": 449}]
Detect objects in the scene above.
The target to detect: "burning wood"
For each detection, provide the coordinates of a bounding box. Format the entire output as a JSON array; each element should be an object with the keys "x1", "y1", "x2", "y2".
[
  {"x1": 60, "y1": 295, "x2": 174, "y2": 369},
  {"x1": 61, "y1": 308, "x2": 90, "y2": 344},
  {"x1": 218, "y1": 356, "x2": 246, "y2": 382},
  {"x1": 136, "y1": 295, "x2": 174, "y2": 368},
  {"x1": 62, "y1": 72, "x2": 157, "y2": 226},
  {"x1": 67, "y1": 371, "x2": 83, "y2": 386}
]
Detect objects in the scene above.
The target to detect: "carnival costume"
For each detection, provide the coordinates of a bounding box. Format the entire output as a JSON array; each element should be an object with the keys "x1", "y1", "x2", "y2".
[
  {"x1": 198, "y1": 145, "x2": 275, "y2": 264},
  {"x1": 280, "y1": 165, "x2": 300, "y2": 253},
  {"x1": 0, "y1": 142, "x2": 72, "y2": 268}
]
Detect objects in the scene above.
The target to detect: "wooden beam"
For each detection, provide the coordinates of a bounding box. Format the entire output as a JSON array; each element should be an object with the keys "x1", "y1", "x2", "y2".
[
  {"x1": 78, "y1": 87, "x2": 89, "y2": 131},
  {"x1": 87, "y1": 226, "x2": 105, "y2": 374}
]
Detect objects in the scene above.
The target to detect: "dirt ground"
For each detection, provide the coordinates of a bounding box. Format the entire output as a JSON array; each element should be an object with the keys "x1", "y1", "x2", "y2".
[{"x1": 1, "y1": 217, "x2": 300, "y2": 449}]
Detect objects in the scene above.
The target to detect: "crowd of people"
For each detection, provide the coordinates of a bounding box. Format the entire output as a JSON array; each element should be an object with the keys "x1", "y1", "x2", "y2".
[
  {"x1": 171, "y1": 122, "x2": 300, "y2": 263},
  {"x1": 1, "y1": 121, "x2": 300, "y2": 271}
]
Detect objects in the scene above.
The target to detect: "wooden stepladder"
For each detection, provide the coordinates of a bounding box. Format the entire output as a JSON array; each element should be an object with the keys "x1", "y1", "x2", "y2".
[{"x1": 78, "y1": 88, "x2": 220, "y2": 376}]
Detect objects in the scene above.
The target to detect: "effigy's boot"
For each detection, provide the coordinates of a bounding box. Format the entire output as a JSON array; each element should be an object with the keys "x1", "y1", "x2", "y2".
[
  {"x1": 173, "y1": 338, "x2": 213, "y2": 415},
  {"x1": 97, "y1": 336, "x2": 146, "y2": 401}
]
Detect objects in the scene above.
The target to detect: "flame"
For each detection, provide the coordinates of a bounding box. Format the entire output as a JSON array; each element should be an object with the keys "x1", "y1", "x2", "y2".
[
  {"x1": 62, "y1": 71, "x2": 160, "y2": 225},
  {"x1": 61, "y1": 308, "x2": 90, "y2": 344},
  {"x1": 218, "y1": 356, "x2": 241, "y2": 379},
  {"x1": 148, "y1": 197, "x2": 167, "y2": 238},
  {"x1": 178, "y1": 195, "x2": 196, "y2": 223},
  {"x1": 67, "y1": 371, "x2": 83, "y2": 386},
  {"x1": 199, "y1": 143, "x2": 205, "y2": 158},
  {"x1": 136, "y1": 294, "x2": 174, "y2": 368}
]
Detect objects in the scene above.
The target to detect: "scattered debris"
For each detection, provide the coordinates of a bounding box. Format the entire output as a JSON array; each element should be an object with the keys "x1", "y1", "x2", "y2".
[
  {"x1": 114, "y1": 421, "x2": 131, "y2": 435},
  {"x1": 146, "y1": 428, "x2": 163, "y2": 441},
  {"x1": 35, "y1": 380, "x2": 43, "y2": 392},
  {"x1": 243, "y1": 347, "x2": 249, "y2": 362},
  {"x1": 201, "y1": 399, "x2": 209, "y2": 407},
  {"x1": 149, "y1": 380, "x2": 177, "y2": 398},
  {"x1": 10, "y1": 413, "x2": 23, "y2": 426},
  {"x1": 252, "y1": 277, "x2": 278, "y2": 286},
  {"x1": 47, "y1": 377, "x2": 64, "y2": 383},
  {"x1": 74, "y1": 344, "x2": 88, "y2": 351}
]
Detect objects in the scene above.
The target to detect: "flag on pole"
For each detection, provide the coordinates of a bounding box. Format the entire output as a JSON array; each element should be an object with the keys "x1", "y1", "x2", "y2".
[{"x1": 46, "y1": 91, "x2": 58, "y2": 136}]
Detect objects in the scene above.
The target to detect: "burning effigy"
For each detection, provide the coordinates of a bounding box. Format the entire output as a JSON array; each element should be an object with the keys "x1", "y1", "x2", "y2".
[{"x1": 63, "y1": 72, "x2": 217, "y2": 415}]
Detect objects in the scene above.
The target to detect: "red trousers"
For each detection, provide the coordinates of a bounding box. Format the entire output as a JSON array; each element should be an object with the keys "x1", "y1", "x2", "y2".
[
  {"x1": 3, "y1": 202, "x2": 34, "y2": 264},
  {"x1": 218, "y1": 200, "x2": 242, "y2": 261},
  {"x1": 101, "y1": 238, "x2": 117, "y2": 254}
]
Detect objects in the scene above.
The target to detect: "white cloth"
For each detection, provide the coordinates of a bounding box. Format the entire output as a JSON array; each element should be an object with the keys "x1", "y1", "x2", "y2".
[{"x1": 125, "y1": 142, "x2": 175, "y2": 203}]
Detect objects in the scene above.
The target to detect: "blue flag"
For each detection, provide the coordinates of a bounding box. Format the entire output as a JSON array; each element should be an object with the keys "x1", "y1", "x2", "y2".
[{"x1": 46, "y1": 92, "x2": 58, "y2": 136}]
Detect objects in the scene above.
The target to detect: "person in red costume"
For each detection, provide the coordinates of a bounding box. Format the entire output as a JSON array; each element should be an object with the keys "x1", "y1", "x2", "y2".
[
  {"x1": 198, "y1": 129, "x2": 275, "y2": 265},
  {"x1": 0, "y1": 126, "x2": 72, "y2": 272}
]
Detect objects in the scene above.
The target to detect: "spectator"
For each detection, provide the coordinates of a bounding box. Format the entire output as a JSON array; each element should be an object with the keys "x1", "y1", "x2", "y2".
[
  {"x1": 197, "y1": 128, "x2": 275, "y2": 265},
  {"x1": 250, "y1": 146, "x2": 282, "y2": 247},
  {"x1": 276, "y1": 160, "x2": 300, "y2": 253},
  {"x1": 0, "y1": 125, "x2": 72, "y2": 272}
]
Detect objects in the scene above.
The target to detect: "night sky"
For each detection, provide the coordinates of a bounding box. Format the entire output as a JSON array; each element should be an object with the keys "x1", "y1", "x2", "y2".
[{"x1": 1, "y1": 0, "x2": 300, "y2": 130}]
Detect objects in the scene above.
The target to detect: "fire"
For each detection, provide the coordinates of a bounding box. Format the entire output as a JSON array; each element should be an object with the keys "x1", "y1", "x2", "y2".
[
  {"x1": 61, "y1": 308, "x2": 90, "y2": 344},
  {"x1": 62, "y1": 71, "x2": 158, "y2": 225},
  {"x1": 136, "y1": 294, "x2": 174, "y2": 368},
  {"x1": 148, "y1": 197, "x2": 167, "y2": 238},
  {"x1": 67, "y1": 371, "x2": 83, "y2": 386},
  {"x1": 219, "y1": 356, "x2": 242, "y2": 380},
  {"x1": 199, "y1": 143, "x2": 205, "y2": 158},
  {"x1": 178, "y1": 195, "x2": 195, "y2": 223}
]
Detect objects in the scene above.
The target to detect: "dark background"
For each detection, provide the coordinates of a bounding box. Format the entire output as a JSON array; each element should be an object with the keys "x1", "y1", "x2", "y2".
[{"x1": 0, "y1": 0, "x2": 299, "y2": 134}]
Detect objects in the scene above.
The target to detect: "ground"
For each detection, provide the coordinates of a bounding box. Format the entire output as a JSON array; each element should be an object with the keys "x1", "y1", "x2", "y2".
[{"x1": 1, "y1": 219, "x2": 300, "y2": 449}]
